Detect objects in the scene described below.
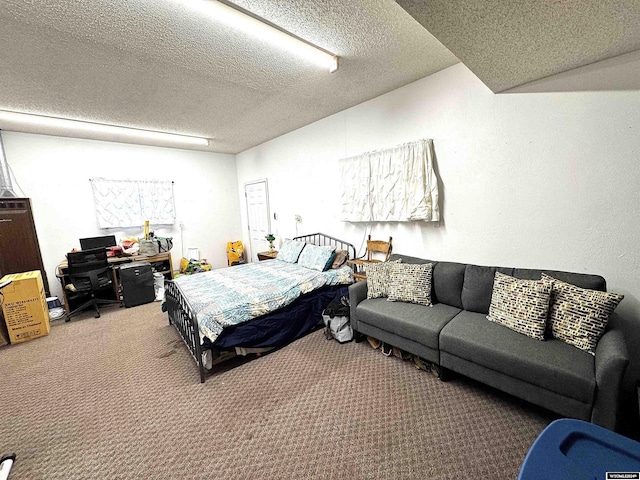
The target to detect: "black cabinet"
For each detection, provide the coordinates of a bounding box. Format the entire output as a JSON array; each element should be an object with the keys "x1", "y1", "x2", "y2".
[{"x1": 119, "y1": 262, "x2": 155, "y2": 307}]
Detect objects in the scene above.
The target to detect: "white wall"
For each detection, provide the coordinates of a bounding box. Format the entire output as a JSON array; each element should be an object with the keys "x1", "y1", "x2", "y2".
[
  {"x1": 3, "y1": 132, "x2": 242, "y2": 300},
  {"x1": 236, "y1": 63, "x2": 640, "y2": 393}
]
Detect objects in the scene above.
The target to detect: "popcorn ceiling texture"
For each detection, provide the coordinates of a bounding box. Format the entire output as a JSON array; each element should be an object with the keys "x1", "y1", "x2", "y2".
[
  {"x1": 2, "y1": 0, "x2": 636, "y2": 152},
  {"x1": 0, "y1": 0, "x2": 458, "y2": 153},
  {"x1": 397, "y1": 0, "x2": 640, "y2": 93}
]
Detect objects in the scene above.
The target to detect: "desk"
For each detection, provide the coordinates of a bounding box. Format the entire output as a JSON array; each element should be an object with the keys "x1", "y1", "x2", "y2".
[{"x1": 56, "y1": 252, "x2": 173, "y2": 313}]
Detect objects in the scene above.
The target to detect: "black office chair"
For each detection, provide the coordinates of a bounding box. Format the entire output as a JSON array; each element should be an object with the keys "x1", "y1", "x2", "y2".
[{"x1": 65, "y1": 248, "x2": 121, "y2": 321}]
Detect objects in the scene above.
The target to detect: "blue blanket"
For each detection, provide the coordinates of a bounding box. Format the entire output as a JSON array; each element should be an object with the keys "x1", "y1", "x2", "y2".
[{"x1": 172, "y1": 260, "x2": 353, "y2": 343}]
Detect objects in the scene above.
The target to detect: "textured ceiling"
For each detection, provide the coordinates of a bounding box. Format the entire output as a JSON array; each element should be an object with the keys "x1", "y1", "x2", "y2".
[
  {"x1": 0, "y1": 0, "x2": 458, "y2": 154},
  {"x1": 3, "y1": 1, "x2": 637, "y2": 155},
  {"x1": 397, "y1": 0, "x2": 640, "y2": 93}
]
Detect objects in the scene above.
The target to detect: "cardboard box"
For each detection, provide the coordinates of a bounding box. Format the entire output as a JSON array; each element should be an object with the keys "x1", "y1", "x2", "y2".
[{"x1": 1, "y1": 271, "x2": 50, "y2": 344}]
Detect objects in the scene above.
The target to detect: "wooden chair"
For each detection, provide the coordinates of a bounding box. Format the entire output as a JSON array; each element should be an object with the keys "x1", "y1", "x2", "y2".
[{"x1": 347, "y1": 235, "x2": 392, "y2": 281}]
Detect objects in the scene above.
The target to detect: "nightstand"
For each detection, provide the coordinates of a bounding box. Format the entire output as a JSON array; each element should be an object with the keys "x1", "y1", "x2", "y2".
[{"x1": 257, "y1": 250, "x2": 278, "y2": 261}]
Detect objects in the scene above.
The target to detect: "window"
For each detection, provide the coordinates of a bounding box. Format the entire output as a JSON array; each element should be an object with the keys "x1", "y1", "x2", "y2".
[{"x1": 90, "y1": 178, "x2": 175, "y2": 229}]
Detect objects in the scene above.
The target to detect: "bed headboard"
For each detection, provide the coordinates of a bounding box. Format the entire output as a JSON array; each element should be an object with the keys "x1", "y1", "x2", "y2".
[{"x1": 293, "y1": 232, "x2": 356, "y2": 262}]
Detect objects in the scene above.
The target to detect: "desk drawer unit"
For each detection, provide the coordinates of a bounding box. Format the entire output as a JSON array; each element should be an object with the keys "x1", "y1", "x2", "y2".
[{"x1": 120, "y1": 262, "x2": 155, "y2": 307}]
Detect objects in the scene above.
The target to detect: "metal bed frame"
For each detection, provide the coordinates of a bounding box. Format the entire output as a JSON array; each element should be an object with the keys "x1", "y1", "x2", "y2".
[{"x1": 165, "y1": 233, "x2": 356, "y2": 383}]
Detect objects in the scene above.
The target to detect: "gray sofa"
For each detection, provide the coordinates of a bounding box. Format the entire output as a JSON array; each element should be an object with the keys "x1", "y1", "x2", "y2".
[{"x1": 348, "y1": 253, "x2": 629, "y2": 431}]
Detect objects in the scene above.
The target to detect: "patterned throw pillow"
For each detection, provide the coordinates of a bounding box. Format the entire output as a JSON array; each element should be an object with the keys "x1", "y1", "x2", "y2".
[
  {"x1": 542, "y1": 273, "x2": 624, "y2": 355},
  {"x1": 387, "y1": 262, "x2": 433, "y2": 306},
  {"x1": 298, "y1": 244, "x2": 336, "y2": 271},
  {"x1": 366, "y1": 259, "x2": 401, "y2": 299},
  {"x1": 486, "y1": 272, "x2": 552, "y2": 341},
  {"x1": 276, "y1": 239, "x2": 306, "y2": 263}
]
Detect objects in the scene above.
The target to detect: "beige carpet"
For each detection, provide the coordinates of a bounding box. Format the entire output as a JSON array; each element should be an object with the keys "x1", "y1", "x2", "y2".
[{"x1": 0, "y1": 302, "x2": 555, "y2": 479}]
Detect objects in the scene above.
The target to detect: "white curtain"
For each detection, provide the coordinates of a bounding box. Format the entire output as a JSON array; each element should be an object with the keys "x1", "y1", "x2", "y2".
[
  {"x1": 339, "y1": 139, "x2": 440, "y2": 222},
  {"x1": 90, "y1": 178, "x2": 175, "y2": 228}
]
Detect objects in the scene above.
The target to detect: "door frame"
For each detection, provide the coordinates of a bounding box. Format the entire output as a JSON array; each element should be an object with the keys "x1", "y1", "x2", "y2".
[{"x1": 244, "y1": 179, "x2": 271, "y2": 262}]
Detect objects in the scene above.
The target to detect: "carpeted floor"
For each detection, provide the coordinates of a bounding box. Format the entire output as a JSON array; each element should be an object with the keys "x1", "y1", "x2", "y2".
[{"x1": 0, "y1": 302, "x2": 556, "y2": 479}]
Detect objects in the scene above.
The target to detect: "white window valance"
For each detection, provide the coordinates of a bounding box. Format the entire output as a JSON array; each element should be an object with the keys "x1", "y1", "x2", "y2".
[
  {"x1": 339, "y1": 139, "x2": 440, "y2": 222},
  {"x1": 90, "y1": 178, "x2": 175, "y2": 229}
]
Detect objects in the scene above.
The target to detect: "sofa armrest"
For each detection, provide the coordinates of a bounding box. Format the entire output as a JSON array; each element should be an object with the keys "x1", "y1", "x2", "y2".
[
  {"x1": 348, "y1": 281, "x2": 368, "y2": 331},
  {"x1": 591, "y1": 323, "x2": 629, "y2": 430}
]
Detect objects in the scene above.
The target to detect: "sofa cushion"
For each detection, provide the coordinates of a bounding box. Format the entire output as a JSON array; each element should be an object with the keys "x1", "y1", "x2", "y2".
[
  {"x1": 356, "y1": 298, "x2": 461, "y2": 351},
  {"x1": 486, "y1": 272, "x2": 552, "y2": 340},
  {"x1": 432, "y1": 261, "x2": 466, "y2": 308},
  {"x1": 389, "y1": 254, "x2": 466, "y2": 308},
  {"x1": 389, "y1": 254, "x2": 433, "y2": 265},
  {"x1": 365, "y1": 259, "x2": 401, "y2": 299},
  {"x1": 462, "y1": 265, "x2": 607, "y2": 315},
  {"x1": 513, "y1": 268, "x2": 606, "y2": 291},
  {"x1": 387, "y1": 262, "x2": 434, "y2": 306},
  {"x1": 461, "y1": 265, "x2": 514, "y2": 314},
  {"x1": 440, "y1": 310, "x2": 595, "y2": 403},
  {"x1": 542, "y1": 273, "x2": 624, "y2": 355}
]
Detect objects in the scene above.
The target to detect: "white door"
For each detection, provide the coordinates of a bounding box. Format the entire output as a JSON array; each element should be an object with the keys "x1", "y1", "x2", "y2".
[{"x1": 245, "y1": 180, "x2": 271, "y2": 262}]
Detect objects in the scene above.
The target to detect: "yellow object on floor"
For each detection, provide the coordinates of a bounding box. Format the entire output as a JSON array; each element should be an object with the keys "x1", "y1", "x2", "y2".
[
  {"x1": 180, "y1": 258, "x2": 211, "y2": 274},
  {"x1": 227, "y1": 241, "x2": 245, "y2": 266},
  {"x1": 180, "y1": 257, "x2": 190, "y2": 273}
]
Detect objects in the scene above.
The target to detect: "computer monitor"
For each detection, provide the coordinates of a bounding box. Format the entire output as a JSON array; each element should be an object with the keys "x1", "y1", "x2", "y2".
[{"x1": 79, "y1": 235, "x2": 117, "y2": 251}]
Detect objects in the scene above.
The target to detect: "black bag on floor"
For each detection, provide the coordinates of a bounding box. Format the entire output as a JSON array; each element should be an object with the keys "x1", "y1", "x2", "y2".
[{"x1": 322, "y1": 297, "x2": 352, "y2": 343}]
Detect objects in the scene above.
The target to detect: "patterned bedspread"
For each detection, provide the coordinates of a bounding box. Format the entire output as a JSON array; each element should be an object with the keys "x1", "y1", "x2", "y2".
[{"x1": 172, "y1": 259, "x2": 353, "y2": 343}]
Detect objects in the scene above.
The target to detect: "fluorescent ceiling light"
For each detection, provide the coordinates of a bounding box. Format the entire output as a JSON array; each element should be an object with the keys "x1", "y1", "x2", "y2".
[
  {"x1": 188, "y1": 0, "x2": 339, "y2": 73},
  {"x1": 0, "y1": 110, "x2": 210, "y2": 147}
]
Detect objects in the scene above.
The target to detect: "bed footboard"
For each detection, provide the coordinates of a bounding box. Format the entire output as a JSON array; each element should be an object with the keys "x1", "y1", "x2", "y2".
[{"x1": 165, "y1": 280, "x2": 206, "y2": 383}]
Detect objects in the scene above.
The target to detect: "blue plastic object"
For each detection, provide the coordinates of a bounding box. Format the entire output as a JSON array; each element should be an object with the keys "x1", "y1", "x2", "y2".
[{"x1": 518, "y1": 419, "x2": 640, "y2": 480}]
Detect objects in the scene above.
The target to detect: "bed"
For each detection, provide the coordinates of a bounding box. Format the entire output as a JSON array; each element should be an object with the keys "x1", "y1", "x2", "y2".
[{"x1": 164, "y1": 233, "x2": 356, "y2": 382}]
